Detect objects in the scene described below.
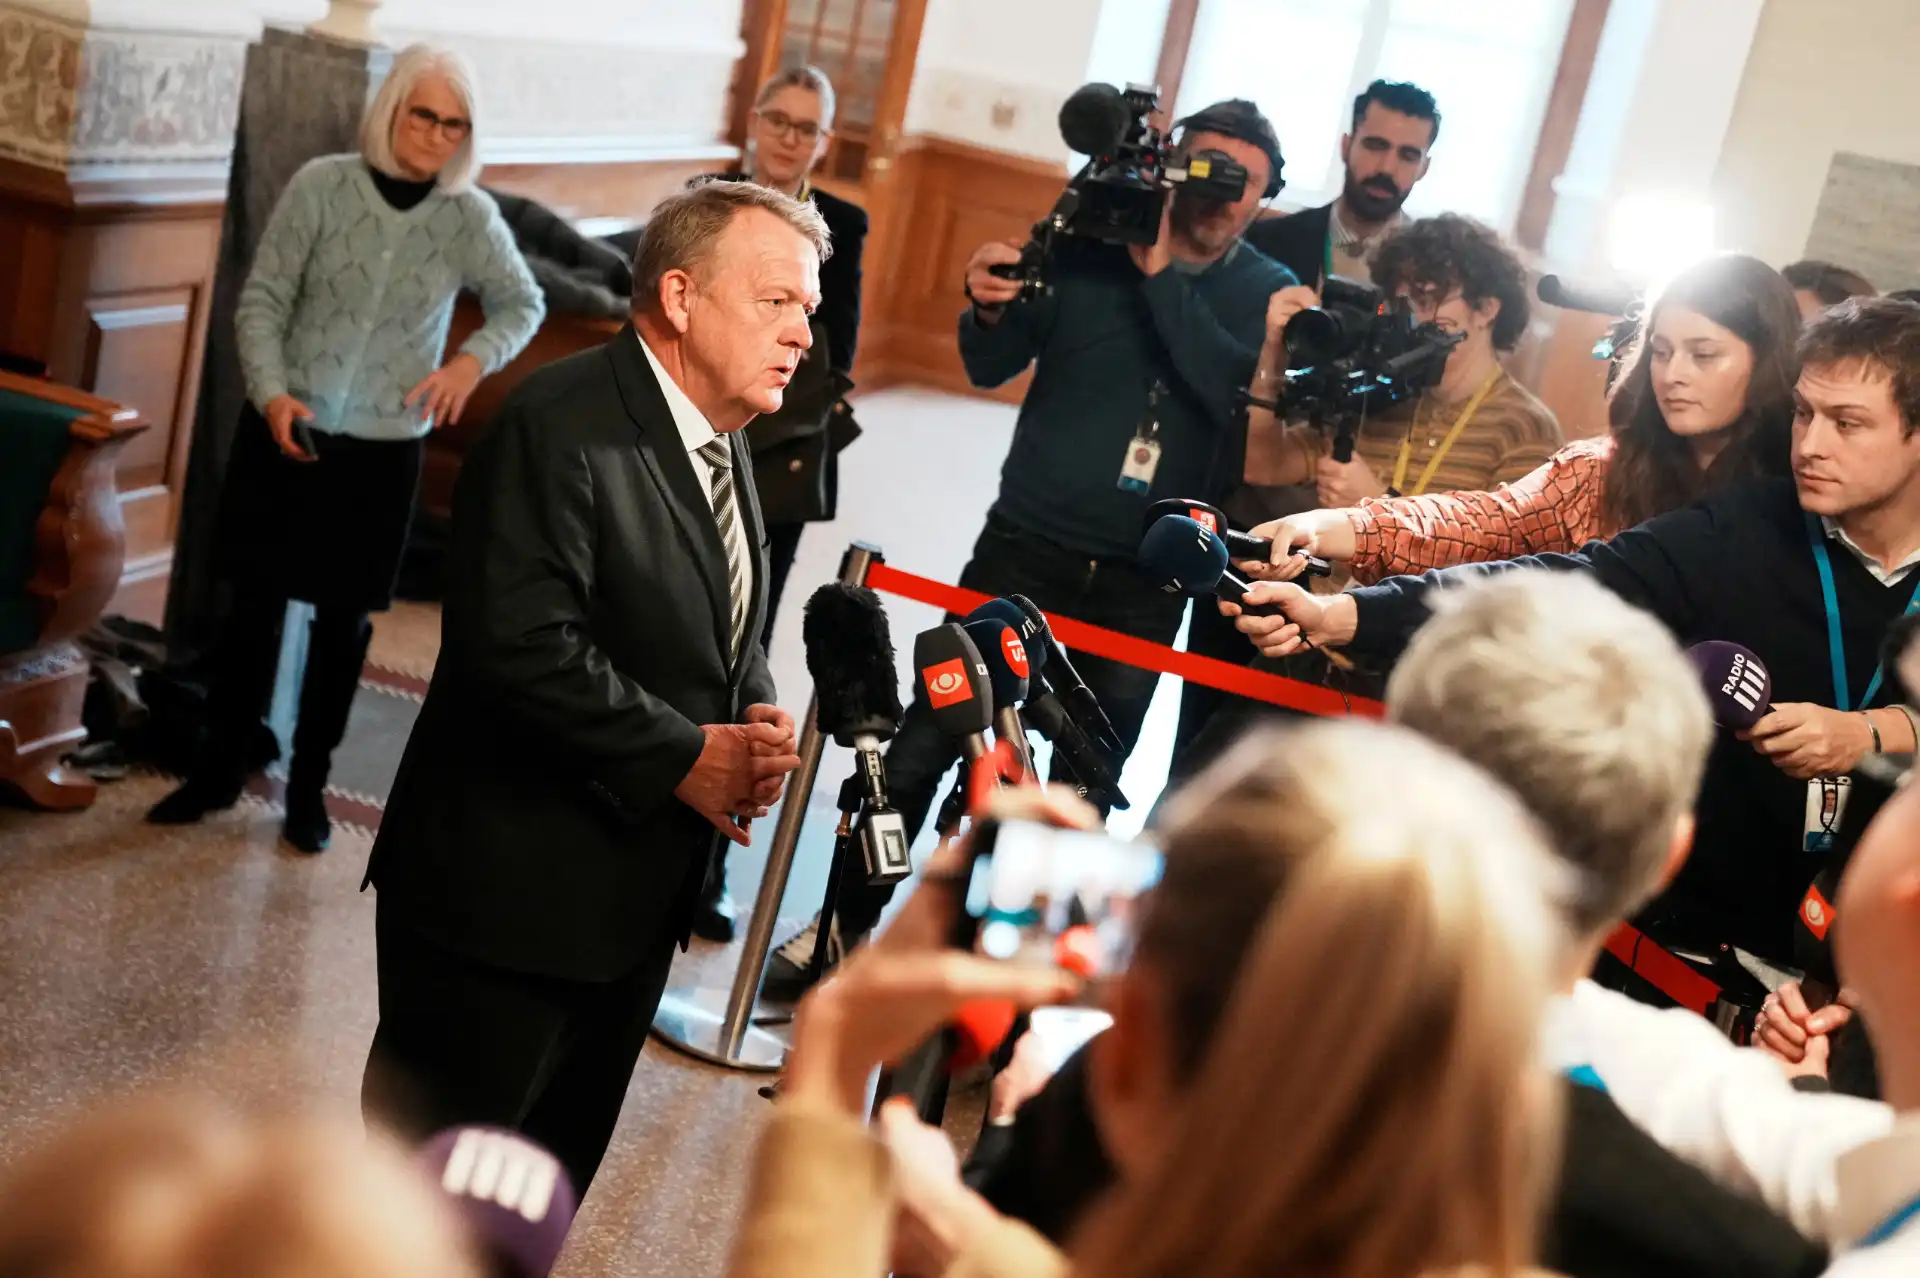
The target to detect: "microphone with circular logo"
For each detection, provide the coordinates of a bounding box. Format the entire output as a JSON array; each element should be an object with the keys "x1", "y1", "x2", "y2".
[
  {"x1": 964, "y1": 615, "x2": 1035, "y2": 776},
  {"x1": 914, "y1": 622, "x2": 994, "y2": 761},
  {"x1": 417, "y1": 1126, "x2": 577, "y2": 1278}
]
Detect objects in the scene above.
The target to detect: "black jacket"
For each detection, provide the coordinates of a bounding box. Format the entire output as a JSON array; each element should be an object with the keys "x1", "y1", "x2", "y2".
[
  {"x1": 1346, "y1": 478, "x2": 1916, "y2": 966},
  {"x1": 970, "y1": 1046, "x2": 1827, "y2": 1278},
  {"x1": 366, "y1": 327, "x2": 776, "y2": 981},
  {"x1": 1244, "y1": 202, "x2": 1334, "y2": 291}
]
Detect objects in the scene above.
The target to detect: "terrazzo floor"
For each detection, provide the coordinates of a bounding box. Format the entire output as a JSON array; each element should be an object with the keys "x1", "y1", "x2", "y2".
[{"x1": 0, "y1": 386, "x2": 1198, "y2": 1275}]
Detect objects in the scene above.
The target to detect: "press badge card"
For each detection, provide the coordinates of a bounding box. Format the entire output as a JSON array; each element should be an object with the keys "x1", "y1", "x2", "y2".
[
  {"x1": 1804, "y1": 775, "x2": 1853, "y2": 853},
  {"x1": 1119, "y1": 382, "x2": 1165, "y2": 495}
]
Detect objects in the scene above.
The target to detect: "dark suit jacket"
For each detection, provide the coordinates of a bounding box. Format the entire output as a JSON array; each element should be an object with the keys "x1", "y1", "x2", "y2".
[
  {"x1": 367, "y1": 326, "x2": 777, "y2": 982},
  {"x1": 1244, "y1": 201, "x2": 1334, "y2": 291}
]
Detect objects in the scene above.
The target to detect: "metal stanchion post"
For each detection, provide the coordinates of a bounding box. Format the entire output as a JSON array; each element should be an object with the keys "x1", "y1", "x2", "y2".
[{"x1": 651, "y1": 543, "x2": 882, "y2": 1072}]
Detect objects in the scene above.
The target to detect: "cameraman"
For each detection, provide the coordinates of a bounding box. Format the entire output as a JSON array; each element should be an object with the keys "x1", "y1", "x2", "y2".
[{"x1": 762, "y1": 99, "x2": 1295, "y2": 999}]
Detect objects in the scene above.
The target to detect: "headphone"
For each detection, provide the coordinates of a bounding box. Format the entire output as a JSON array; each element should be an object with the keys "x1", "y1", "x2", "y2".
[{"x1": 1174, "y1": 100, "x2": 1285, "y2": 201}]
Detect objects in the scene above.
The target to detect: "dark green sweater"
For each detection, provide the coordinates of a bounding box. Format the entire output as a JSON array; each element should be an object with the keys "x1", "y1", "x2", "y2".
[{"x1": 959, "y1": 239, "x2": 1294, "y2": 558}]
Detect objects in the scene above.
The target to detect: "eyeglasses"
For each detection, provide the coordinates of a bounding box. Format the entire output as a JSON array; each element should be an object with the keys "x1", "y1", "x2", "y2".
[
  {"x1": 407, "y1": 105, "x2": 471, "y2": 143},
  {"x1": 758, "y1": 109, "x2": 824, "y2": 143}
]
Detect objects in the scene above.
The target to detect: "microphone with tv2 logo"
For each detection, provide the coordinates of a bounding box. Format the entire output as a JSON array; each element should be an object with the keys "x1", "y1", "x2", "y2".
[
  {"x1": 1686, "y1": 640, "x2": 1772, "y2": 729},
  {"x1": 964, "y1": 615, "x2": 1038, "y2": 778},
  {"x1": 1142, "y1": 497, "x2": 1332, "y2": 579}
]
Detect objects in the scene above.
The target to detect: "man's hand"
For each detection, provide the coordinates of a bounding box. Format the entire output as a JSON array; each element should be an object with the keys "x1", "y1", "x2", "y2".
[
  {"x1": 1740, "y1": 703, "x2": 1875, "y2": 780},
  {"x1": 1127, "y1": 201, "x2": 1175, "y2": 278},
  {"x1": 1314, "y1": 450, "x2": 1386, "y2": 508},
  {"x1": 1264, "y1": 283, "x2": 1319, "y2": 341},
  {"x1": 1218, "y1": 581, "x2": 1358, "y2": 657},
  {"x1": 1239, "y1": 509, "x2": 1357, "y2": 581},
  {"x1": 406, "y1": 352, "x2": 485, "y2": 430},
  {"x1": 964, "y1": 240, "x2": 1026, "y2": 313},
  {"x1": 265, "y1": 394, "x2": 318, "y2": 462},
  {"x1": 1756, "y1": 980, "x2": 1853, "y2": 1068},
  {"x1": 673, "y1": 722, "x2": 802, "y2": 845},
  {"x1": 742, "y1": 703, "x2": 798, "y2": 807}
]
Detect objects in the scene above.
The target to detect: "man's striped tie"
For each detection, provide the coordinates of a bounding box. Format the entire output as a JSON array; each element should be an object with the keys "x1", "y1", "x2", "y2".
[{"x1": 698, "y1": 438, "x2": 751, "y2": 661}]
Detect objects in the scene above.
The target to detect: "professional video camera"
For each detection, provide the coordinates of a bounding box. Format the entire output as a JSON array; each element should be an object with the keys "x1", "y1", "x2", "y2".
[
  {"x1": 989, "y1": 82, "x2": 1251, "y2": 299},
  {"x1": 1245, "y1": 275, "x2": 1464, "y2": 463}
]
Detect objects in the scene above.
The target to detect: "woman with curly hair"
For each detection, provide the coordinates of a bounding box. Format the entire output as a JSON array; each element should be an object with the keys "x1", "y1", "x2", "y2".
[{"x1": 1244, "y1": 253, "x2": 1801, "y2": 586}]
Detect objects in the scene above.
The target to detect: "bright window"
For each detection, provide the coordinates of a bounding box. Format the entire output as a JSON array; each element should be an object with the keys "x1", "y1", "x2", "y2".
[{"x1": 1173, "y1": 0, "x2": 1575, "y2": 230}]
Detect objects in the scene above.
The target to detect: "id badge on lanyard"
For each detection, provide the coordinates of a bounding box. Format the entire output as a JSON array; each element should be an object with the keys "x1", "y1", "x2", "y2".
[{"x1": 1119, "y1": 380, "x2": 1166, "y2": 495}]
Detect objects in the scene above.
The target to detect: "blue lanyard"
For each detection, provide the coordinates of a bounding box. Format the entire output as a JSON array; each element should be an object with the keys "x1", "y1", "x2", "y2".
[
  {"x1": 1565, "y1": 1064, "x2": 1607, "y2": 1093},
  {"x1": 1806, "y1": 515, "x2": 1920, "y2": 711},
  {"x1": 1859, "y1": 1191, "x2": 1920, "y2": 1249}
]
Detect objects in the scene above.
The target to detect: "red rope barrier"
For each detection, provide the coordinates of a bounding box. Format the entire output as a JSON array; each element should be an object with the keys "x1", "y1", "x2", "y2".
[
  {"x1": 1602, "y1": 923, "x2": 1724, "y2": 1018},
  {"x1": 863, "y1": 561, "x2": 1383, "y2": 719}
]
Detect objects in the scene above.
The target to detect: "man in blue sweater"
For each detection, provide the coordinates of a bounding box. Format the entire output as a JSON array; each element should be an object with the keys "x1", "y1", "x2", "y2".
[
  {"x1": 764, "y1": 99, "x2": 1296, "y2": 996},
  {"x1": 1234, "y1": 296, "x2": 1920, "y2": 970}
]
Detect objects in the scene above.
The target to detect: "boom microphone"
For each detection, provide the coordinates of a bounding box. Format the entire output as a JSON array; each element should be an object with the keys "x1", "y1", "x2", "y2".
[
  {"x1": 1537, "y1": 274, "x2": 1638, "y2": 318},
  {"x1": 418, "y1": 1126, "x2": 577, "y2": 1278},
  {"x1": 1687, "y1": 640, "x2": 1772, "y2": 730},
  {"x1": 964, "y1": 616, "x2": 1036, "y2": 776},
  {"x1": 1058, "y1": 81, "x2": 1132, "y2": 157},
  {"x1": 1142, "y1": 497, "x2": 1331, "y2": 578},
  {"x1": 1006, "y1": 593, "x2": 1125, "y2": 756},
  {"x1": 915, "y1": 623, "x2": 994, "y2": 760},
  {"x1": 804, "y1": 583, "x2": 903, "y2": 745},
  {"x1": 1138, "y1": 516, "x2": 1287, "y2": 618}
]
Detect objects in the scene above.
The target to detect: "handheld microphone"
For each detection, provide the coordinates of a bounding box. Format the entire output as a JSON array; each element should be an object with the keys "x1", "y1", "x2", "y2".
[
  {"x1": 1141, "y1": 497, "x2": 1331, "y2": 578},
  {"x1": 1005, "y1": 593, "x2": 1125, "y2": 757},
  {"x1": 805, "y1": 583, "x2": 911, "y2": 882},
  {"x1": 1686, "y1": 640, "x2": 1772, "y2": 729},
  {"x1": 1024, "y1": 691, "x2": 1130, "y2": 810},
  {"x1": 1537, "y1": 274, "x2": 1638, "y2": 318},
  {"x1": 915, "y1": 623, "x2": 994, "y2": 761},
  {"x1": 417, "y1": 1127, "x2": 577, "y2": 1278},
  {"x1": 964, "y1": 616, "x2": 1036, "y2": 776},
  {"x1": 1138, "y1": 516, "x2": 1288, "y2": 619}
]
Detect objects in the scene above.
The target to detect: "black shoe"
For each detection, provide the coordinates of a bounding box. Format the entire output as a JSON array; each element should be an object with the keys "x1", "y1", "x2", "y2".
[
  {"x1": 691, "y1": 888, "x2": 737, "y2": 943},
  {"x1": 147, "y1": 775, "x2": 245, "y2": 825},
  {"x1": 760, "y1": 912, "x2": 842, "y2": 1002},
  {"x1": 282, "y1": 784, "x2": 332, "y2": 854}
]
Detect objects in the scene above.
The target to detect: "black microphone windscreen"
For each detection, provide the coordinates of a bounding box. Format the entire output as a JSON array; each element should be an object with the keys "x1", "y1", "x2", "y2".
[
  {"x1": 1058, "y1": 82, "x2": 1131, "y2": 156},
  {"x1": 1138, "y1": 515, "x2": 1228, "y2": 596},
  {"x1": 803, "y1": 583, "x2": 903, "y2": 743},
  {"x1": 914, "y1": 623, "x2": 993, "y2": 737},
  {"x1": 418, "y1": 1127, "x2": 577, "y2": 1278},
  {"x1": 1687, "y1": 640, "x2": 1771, "y2": 729},
  {"x1": 1537, "y1": 274, "x2": 1638, "y2": 318},
  {"x1": 964, "y1": 617, "x2": 1030, "y2": 708}
]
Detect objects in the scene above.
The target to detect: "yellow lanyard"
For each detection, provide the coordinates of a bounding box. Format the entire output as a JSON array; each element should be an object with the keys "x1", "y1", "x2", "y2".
[{"x1": 1390, "y1": 367, "x2": 1504, "y2": 497}]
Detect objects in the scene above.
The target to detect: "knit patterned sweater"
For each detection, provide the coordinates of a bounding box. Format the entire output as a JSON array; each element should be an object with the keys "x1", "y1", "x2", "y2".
[{"x1": 236, "y1": 155, "x2": 544, "y2": 440}]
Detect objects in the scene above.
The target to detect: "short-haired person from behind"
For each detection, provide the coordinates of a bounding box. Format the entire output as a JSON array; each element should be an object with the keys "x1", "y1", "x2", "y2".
[
  {"x1": 148, "y1": 42, "x2": 544, "y2": 852},
  {"x1": 1245, "y1": 79, "x2": 1440, "y2": 289},
  {"x1": 760, "y1": 97, "x2": 1296, "y2": 1001},
  {"x1": 1240, "y1": 297, "x2": 1920, "y2": 970},
  {"x1": 1785, "y1": 259, "x2": 1878, "y2": 322},
  {"x1": 0, "y1": 1094, "x2": 482, "y2": 1278},
  {"x1": 1247, "y1": 253, "x2": 1801, "y2": 587},
  {"x1": 361, "y1": 180, "x2": 816, "y2": 1198},
  {"x1": 723, "y1": 728, "x2": 1571, "y2": 1278}
]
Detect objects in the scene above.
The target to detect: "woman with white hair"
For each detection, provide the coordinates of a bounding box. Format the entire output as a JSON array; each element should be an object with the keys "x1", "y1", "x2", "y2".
[{"x1": 150, "y1": 43, "x2": 543, "y2": 853}]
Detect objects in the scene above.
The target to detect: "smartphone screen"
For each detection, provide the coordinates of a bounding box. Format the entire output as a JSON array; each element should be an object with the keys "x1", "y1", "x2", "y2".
[{"x1": 963, "y1": 820, "x2": 1163, "y2": 983}]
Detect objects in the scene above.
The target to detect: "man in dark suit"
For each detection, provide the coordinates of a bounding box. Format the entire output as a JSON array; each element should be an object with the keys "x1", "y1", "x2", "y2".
[{"x1": 360, "y1": 180, "x2": 826, "y2": 1197}]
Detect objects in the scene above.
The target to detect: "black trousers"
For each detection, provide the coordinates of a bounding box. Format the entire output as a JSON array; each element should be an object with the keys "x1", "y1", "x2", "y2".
[
  {"x1": 198, "y1": 588, "x2": 372, "y2": 789},
  {"x1": 361, "y1": 908, "x2": 678, "y2": 1198},
  {"x1": 838, "y1": 514, "x2": 1188, "y2": 940}
]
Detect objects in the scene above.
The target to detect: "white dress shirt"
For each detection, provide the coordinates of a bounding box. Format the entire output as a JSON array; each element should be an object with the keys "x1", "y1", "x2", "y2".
[
  {"x1": 1544, "y1": 979, "x2": 1893, "y2": 1243},
  {"x1": 1821, "y1": 516, "x2": 1920, "y2": 586},
  {"x1": 637, "y1": 334, "x2": 752, "y2": 581}
]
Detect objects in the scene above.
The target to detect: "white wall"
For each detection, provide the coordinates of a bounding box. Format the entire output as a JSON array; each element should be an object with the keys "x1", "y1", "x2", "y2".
[{"x1": 1712, "y1": 0, "x2": 1920, "y2": 268}]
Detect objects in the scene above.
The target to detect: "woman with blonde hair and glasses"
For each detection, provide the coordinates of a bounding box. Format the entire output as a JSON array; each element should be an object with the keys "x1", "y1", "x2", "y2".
[
  {"x1": 149, "y1": 43, "x2": 542, "y2": 853},
  {"x1": 724, "y1": 723, "x2": 1571, "y2": 1278}
]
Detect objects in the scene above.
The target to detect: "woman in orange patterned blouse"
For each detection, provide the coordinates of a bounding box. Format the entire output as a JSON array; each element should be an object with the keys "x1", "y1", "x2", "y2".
[{"x1": 1245, "y1": 254, "x2": 1804, "y2": 584}]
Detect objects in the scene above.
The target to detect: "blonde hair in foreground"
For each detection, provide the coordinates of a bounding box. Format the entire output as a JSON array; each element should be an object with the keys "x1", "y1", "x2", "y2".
[
  {"x1": 1075, "y1": 719, "x2": 1569, "y2": 1278},
  {"x1": 0, "y1": 1095, "x2": 480, "y2": 1278},
  {"x1": 1387, "y1": 571, "x2": 1713, "y2": 939},
  {"x1": 362, "y1": 43, "x2": 482, "y2": 193}
]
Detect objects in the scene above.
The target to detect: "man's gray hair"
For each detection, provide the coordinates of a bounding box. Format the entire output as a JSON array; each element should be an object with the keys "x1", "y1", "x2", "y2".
[
  {"x1": 633, "y1": 181, "x2": 832, "y2": 314},
  {"x1": 361, "y1": 44, "x2": 481, "y2": 195},
  {"x1": 1386, "y1": 571, "x2": 1713, "y2": 940}
]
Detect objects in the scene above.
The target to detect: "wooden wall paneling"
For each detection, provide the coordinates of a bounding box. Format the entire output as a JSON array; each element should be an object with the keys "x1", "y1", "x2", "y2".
[{"x1": 857, "y1": 137, "x2": 1068, "y2": 402}]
